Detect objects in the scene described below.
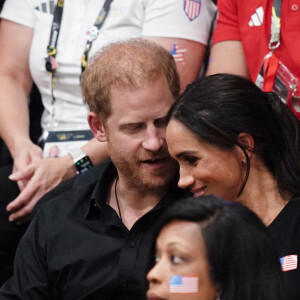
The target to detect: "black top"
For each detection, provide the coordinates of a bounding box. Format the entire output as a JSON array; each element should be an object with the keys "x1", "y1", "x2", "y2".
[
  {"x1": 268, "y1": 197, "x2": 300, "y2": 300},
  {"x1": 0, "y1": 161, "x2": 186, "y2": 300}
]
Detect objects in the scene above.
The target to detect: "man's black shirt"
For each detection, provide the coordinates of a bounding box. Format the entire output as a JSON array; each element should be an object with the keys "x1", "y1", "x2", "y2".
[{"x1": 0, "y1": 161, "x2": 186, "y2": 300}]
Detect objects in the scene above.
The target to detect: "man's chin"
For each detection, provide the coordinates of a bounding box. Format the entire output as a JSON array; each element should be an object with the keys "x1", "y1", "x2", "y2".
[
  {"x1": 137, "y1": 169, "x2": 177, "y2": 189},
  {"x1": 139, "y1": 178, "x2": 171, "y2": 189},
  {"x1": 112, "y1": 155, "x2": 178, "y2": 189}
]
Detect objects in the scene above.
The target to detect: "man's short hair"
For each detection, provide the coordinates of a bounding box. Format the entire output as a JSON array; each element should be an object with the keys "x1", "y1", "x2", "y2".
[{"x1": 81, "y1": 38, "x2": 180, "y2": 121}]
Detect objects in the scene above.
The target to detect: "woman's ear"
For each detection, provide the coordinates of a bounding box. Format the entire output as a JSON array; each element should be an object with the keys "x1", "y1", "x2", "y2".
[
  {"x1": 236, "y1": 132, "x2": 255, "y2": 161},
  {"x1": 88, "y1": 112, "x2": 107, "y2": 142}
]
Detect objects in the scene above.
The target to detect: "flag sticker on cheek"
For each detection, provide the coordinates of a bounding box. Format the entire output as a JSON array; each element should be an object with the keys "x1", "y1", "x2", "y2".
[
  {"x1": 169, "y1": 275, "x2": 199, "y2": 294},
  {"x1": 184, "y1": 0, "x2": 201, "y2": 21},
  {"x1": 169, "y1": 43, "x2": 187, "y2": 64}
]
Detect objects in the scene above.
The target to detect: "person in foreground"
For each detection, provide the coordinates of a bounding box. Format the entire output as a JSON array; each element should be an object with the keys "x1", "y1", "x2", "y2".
[
  {"x1": 166, "y1": 73, "x2": 300, "y2": 300},
  {"x1": 147, "y1": 196, "x2": 284, "y2": 300},
  {"x1": 0, "y1": 39, "x2": 185, "y2": 299}
]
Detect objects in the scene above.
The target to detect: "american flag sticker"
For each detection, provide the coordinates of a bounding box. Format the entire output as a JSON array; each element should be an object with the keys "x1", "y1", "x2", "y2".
[
  {"x1": 280, "y1": 255, "x2": 298, "y2": 272},
  {"x1": 184, "y1": 0, "x2": 201, "y2": 21},
  {"x1": 169, "y1": 43, "x2": 187, "y2": 64},
  {"x1": 169, "y1": 275, "x2": 199, "y2": 294}
]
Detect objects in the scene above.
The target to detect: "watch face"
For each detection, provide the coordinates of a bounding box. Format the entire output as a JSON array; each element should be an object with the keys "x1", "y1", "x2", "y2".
[{"x1": 76, "y1": 156, "x2": 93, "y2": 174}]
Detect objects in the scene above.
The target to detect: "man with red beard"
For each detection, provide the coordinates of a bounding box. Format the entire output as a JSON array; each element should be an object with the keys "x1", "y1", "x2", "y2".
[{"x1": 0, "y1": 39, "x2": 186, "y2": 299}]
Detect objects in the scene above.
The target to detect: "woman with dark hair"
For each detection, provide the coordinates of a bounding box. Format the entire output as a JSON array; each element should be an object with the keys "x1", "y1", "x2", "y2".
[
  {"x1": 165, "y1": 73, "x2": 300, "y2": 299},
  {"x1": 147, "y1": 196, "x2": 284, "y2": 300}
]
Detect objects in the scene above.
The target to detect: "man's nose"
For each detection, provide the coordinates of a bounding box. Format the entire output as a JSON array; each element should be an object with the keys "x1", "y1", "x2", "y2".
[{"x1": 142, "y1": 127, "x2": 164, "y2": 152}]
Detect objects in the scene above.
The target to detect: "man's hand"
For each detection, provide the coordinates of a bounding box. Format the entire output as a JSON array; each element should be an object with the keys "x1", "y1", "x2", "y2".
[{"x1": 7, "y1": 155, "x2": 76, "y2": 224}]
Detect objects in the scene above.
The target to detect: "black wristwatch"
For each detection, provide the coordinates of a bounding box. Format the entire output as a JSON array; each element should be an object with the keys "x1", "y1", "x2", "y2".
[{"x1": 68, "y1": 148, "x2": 93, "y2": 174}]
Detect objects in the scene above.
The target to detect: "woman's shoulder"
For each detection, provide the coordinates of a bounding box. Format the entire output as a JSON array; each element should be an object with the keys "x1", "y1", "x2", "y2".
[
  {"x1": 268, "y1": 197, "x2": 300, "y2": 242},
  {"x1": 272, "y1": 197, "x2": 300, "y2": 224},
  {"x1": 286, "y1": 197, "x2": 300, "y2": 212}
]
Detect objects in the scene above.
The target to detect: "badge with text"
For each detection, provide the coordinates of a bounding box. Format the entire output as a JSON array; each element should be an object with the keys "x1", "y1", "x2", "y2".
[
  {"x1": 255, "y1": 52, "x2": 299, "y2": 115},
  {"x1": 183, "y1": 0, "x2": 201, "y2": 21},
  {"x1": 43, "y1": 130, "x2": 93, "y2": 158}
]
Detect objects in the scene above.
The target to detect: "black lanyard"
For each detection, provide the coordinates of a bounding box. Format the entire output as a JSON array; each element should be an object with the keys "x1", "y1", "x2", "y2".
[
  {"x1": 45, "y1": 0, "x2": 63, "y2": 75},
  {"x1": 80, "y1": 0, "x2": 114, "y2": 72},
  {"x1": 269, "y1": 0, "x2": 281, "y2": 50},
  {"x1": 45, "y1": 0, "x2": 114, "y2": 121}
]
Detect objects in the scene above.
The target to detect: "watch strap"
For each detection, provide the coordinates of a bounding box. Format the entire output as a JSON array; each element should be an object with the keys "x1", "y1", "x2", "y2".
[{"x1": 68, "y1": 148, "x2": 93, "y2": 174}]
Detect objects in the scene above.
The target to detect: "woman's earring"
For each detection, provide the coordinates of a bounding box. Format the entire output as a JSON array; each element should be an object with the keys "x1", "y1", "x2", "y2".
[{"x1": 242, "y1": 159, "x2": 247, "y2": 164}]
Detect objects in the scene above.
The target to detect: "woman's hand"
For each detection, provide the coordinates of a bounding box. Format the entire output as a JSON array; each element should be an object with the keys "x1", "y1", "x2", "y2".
[
  {"x1": 7, "y1": 155, "x2": 76, "y2": 224},
  {"x1": 11, "y1": 142, "x2": 44, "y2": 191}
]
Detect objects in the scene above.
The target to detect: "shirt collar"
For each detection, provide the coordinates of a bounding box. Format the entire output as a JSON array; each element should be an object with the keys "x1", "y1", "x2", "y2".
[
  {"x1": 75, "y1": 162, "x2": 187, "y2": 220},
  {"x1": 65, "y1": 160, "x2": 115, "y2": 220},
  {"x1": 87, "y1": 162, "x2": 117, "y2": 218}
]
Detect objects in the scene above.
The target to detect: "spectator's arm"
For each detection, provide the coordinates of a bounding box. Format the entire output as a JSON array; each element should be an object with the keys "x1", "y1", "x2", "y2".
[
  {"x1": 145, "y1": 36, "x2": 206, "y2": 92},
  {"x1": 0, "y1": 20, "x2": 109, "y2": 223},
  {"x1": 0, "y1": 20, "x2": 35, "y2": 159},
  {"x1": 206, "y1": 40, "x2": 250, "y2": 78},
  {"x1": 142, "y1": 0, "x2": 216, "y2": 92}
]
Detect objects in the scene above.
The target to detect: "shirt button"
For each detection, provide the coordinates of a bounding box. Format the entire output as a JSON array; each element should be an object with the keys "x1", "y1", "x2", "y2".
[
  {"x1": 121, "y1": 280, "x2": 128, "y2": 288},
  {"x1": 128, "y1": 241, "x2": 135, "y2": 248},
  {"x1": 291, "y1": 4, "x2": 298, "y2": 11}
]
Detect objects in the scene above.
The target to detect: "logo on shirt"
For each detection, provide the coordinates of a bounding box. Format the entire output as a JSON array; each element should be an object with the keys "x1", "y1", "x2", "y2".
[
  {"x1": 183, "y1": 0, "x2": 201, "y2": 21},
  {"x1": 280, "y1": 255, "x2": 298, "y2": 272},
  {"x1": 169, "y1": 43, "x2": 187, "y2": 64},
  {"x1": 35, "y1": 0, "x2": 55, "y2": 14},
  {"x1": 248, "y1": 6, "x2": 264, "y2": 27}
]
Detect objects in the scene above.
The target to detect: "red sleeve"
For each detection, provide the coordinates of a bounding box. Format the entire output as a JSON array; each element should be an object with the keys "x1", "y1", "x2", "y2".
[{"x1": 212, "y1": 0, "x2": 240, "y2": 45}]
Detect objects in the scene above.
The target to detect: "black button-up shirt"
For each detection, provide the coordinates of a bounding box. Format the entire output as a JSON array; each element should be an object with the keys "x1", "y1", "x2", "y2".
[{"x1": 0, "y1": 161, "x2": 186, "y2": 300}]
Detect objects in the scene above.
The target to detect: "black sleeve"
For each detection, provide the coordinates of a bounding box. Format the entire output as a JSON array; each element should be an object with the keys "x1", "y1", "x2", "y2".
[{"x1": 0, "y1": 211, "x2": 53, "y2": 299}]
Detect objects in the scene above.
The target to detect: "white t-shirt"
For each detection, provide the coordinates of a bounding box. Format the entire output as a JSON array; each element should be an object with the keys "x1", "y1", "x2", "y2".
[{"x1": 1, "y1": 0, "x2": 216, "y2": 132}]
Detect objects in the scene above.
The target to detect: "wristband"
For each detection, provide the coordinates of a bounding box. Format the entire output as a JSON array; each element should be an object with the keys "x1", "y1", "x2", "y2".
[{"x1": 68, "y1": 148, "x2": 93, "y2": 174}]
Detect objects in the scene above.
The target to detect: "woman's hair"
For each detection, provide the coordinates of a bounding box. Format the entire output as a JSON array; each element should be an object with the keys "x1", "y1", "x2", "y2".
[
  {"x1": 152, "y1": 196, "x2": 284, "y2": 300},
  {"x1": 168, "y1": 73, "x2": 300, "y2": 198}
]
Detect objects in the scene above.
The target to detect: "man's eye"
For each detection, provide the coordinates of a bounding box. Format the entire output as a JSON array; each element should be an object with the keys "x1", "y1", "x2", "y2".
[
  {"x1": 122, "y1": 124, "x2": 143, "y2": 132},
  {"x1": 171, "y1": 255, "x2": 184, "y2": 264},
  {"x1": 155, "y1": 117, "x2": 168, "y2": 128}
]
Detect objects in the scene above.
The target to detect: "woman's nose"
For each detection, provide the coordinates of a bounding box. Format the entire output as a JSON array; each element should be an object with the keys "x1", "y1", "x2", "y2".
[
  {"x1": 147, "y1": 260, "x2": 163, "y2": 285},
  {"x1": 178, "y1": 169, "x2": 194, "y2": 189}
]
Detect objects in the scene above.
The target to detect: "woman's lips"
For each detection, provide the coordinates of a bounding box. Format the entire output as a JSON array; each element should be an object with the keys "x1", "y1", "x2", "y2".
[{"x1": 191, "y1": 186, "x2": 207, "y2": 198}]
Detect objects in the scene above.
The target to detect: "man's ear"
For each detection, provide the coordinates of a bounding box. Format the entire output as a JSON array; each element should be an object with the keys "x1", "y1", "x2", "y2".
[
  {"x1": 88, "y1": 112, "x2": 107, "y2": 142},
  {"x1": 236, "y1": 132, "x2": 255, "y2": 160}
]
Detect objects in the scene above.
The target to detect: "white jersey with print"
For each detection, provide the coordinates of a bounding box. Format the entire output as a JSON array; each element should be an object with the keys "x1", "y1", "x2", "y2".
[{"x1": 1, "y1": 0, "x2": 216, "y2": 132}]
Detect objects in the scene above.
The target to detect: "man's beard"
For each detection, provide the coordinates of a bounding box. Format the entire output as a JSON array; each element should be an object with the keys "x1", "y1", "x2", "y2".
[{"x1": 108, "y1": 142, "x2": 178, "y2": 189}]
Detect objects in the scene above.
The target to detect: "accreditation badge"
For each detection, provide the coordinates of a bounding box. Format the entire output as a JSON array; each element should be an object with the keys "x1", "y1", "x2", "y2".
[
  {"x1": 43, "y1": 130, "x2": 94, "y2": 158},
  {"x1": 255, "y1": 52, "x2": 300, "y2": 117}
]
